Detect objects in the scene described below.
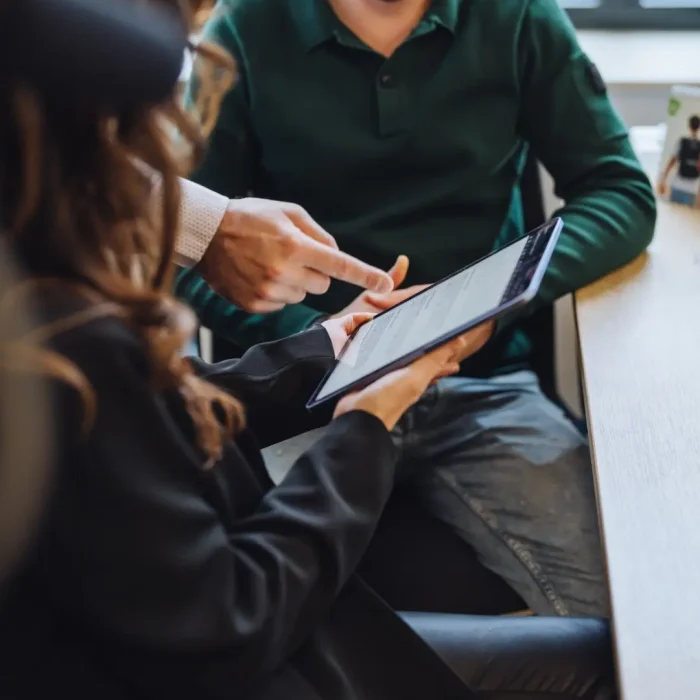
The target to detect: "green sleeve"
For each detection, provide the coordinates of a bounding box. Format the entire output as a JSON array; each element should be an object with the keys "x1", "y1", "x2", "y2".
[
  {"x1": 178, "y1": 9, "x2": 321, "y2": 347},
  {"x1": 517, "y1": 0, "x2": 656, "y2": 306},
  {"x1": 176, "y1": 267, "x2": 323, "y2": 348}
]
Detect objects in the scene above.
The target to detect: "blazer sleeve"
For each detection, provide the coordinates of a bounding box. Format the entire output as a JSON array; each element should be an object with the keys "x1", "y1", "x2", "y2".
[
  {"x1": 37, "y1": 318, "x2": 397, "y2": 697},
  {"x1": 190, "y1": 326, "x2": 336, "y2": 447}
]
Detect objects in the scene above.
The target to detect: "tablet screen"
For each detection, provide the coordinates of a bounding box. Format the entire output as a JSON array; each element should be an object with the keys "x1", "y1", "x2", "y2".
[{"x1": 311, "y1": 219, "x2": 560, "y2": 405}]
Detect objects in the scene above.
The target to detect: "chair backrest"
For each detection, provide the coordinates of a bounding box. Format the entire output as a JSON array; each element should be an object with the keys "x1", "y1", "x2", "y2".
[
  {"x1": 518, "y1": 153, "x2": 557, "y2": 401},
  {"x1": 520, "y1": 152, "x2": 547, "y2": 232}
]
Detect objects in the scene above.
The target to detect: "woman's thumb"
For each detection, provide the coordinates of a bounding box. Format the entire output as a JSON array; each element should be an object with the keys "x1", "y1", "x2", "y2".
[
  {"x1": 344, "y1": 312, "x2": 375, "y2": 333},
  {"x1": 388, "y1": 255, "x2": 409, "y2": 288}
]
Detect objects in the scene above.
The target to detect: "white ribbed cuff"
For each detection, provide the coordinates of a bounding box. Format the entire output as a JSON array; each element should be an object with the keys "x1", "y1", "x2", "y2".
[{"x1": 174, "y1": 178, "x2": 229, "y2": 267}]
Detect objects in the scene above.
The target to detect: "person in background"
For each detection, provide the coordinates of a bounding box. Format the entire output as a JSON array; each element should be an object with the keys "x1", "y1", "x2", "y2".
[
  {"x1": 176, "y1": 0, "x2": 657, "y2": 618},
  {"x1": 0, "y1": 2, "x2": 617, "y2": 699},
  {"x1": 657, "y1": 114, "x2": 700, "y2": 207}
]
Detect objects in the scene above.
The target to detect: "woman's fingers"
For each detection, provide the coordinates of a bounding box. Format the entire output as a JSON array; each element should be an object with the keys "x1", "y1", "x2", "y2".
[
  {"x1": 434, "y1": 362, "x2": 461, "y2": 380},
  {"x1": 393, "y1": 346, "x2": 458, "y2": 395},
  {"x1": 364, "y1": 283, "x2": 429, "y2": 310},
  {"x1": 441, "y1": 334, "x2": 469, "y2": 362},
  {"x1": 424, "y1": 322, "x2": 494, "y2": 366},
  {"x1": 321, "y1": 312, "x2": 376, "y2": 356},
  {"x1": 387, "y1": 255, "x2": 409, "y2": 288},
  {"x1": 343, "y1": 312, "x2": 375, "y2": 333},
  {"x1": 428, "y1": 362, "x2": 461, "y2": 386},
  {"x1": 333, "y1": 320, "x2": 491, "y2": 431}
]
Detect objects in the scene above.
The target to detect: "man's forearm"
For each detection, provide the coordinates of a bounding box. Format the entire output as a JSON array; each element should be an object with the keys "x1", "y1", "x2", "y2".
[{"x1": 541, "y1": 151, "x2": 656, "y2": 304}]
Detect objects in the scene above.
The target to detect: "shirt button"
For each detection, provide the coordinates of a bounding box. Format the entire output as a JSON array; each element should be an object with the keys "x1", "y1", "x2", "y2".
[{"x1": 379, "y1": 73, "x2": 397, "y2": 89}]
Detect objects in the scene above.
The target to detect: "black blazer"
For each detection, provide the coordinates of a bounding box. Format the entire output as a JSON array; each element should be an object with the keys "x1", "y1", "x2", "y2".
[{"x1": 0, "y1": 294, "x2": 471, "y2": 700}]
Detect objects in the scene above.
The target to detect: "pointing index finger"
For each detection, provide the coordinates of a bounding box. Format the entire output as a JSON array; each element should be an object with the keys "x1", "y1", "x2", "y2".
[
  {"x1": 300, "y1": 238, "x2": 393, "y2": 293},
  {"x1": 286, "y1": 206, "x2": 340, "y2": 250}
]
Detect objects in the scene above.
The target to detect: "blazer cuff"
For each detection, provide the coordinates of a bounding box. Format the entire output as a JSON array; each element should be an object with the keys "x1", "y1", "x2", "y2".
[
  {"x1": 327, "y1": 410, "x2": 397, "y2": 465},
  {"x1": 285, "y1": 326, "x2": 336, "y2": 363}
]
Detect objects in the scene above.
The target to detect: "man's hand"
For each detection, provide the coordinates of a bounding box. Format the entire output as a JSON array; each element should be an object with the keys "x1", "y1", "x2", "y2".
[
  {"x1": 196, "y1": 197, "x2": 393, "y2": 313},
  {"x1": 331, "y1": 255, "x2": 428, "y2": 318}
]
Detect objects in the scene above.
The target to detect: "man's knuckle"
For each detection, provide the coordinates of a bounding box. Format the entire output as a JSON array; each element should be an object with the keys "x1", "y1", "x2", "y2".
[
  {"x1": 289, "y1": 203, "x2": 307, "y2": 217},
  {"x1": 316, "y1": 276, "x2": 331, "y2": 294},
  {"x1": 335, "y1": 257, "x2": 350, "y2": 279},
  {"x1": 280, "y1": 234, "x2": 300, "y2": 256},
  {"x1": 259, "y1": 281, "x2": 277, "y2": 300},
  {"x1": 264, "y1": 263, "x2": 284, "y2": 281}
]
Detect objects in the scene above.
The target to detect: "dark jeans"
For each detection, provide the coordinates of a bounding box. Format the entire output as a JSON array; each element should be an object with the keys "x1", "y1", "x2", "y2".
[{"x1": 264, "y1": 372, "x2": 607, "y2": 618}]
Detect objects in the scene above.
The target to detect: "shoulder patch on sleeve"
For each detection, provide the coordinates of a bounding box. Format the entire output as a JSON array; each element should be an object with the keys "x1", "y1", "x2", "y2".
[{"x1": 585, "y1": 61, "x2": 607, "y2": 96}]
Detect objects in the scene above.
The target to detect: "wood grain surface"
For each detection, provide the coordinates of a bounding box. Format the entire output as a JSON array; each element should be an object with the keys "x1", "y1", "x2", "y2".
[{"x1": 576, "y1": 198, "x2": 700, "y2": 699}]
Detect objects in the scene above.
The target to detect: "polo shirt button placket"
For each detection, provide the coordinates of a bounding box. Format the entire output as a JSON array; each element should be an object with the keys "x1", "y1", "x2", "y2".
[
  {"x1": 380, "y1": 72, "x2": 396, "y2": 89},
  {"x1": 376, "y1": 69, "x2": 404, "y2": 137}
]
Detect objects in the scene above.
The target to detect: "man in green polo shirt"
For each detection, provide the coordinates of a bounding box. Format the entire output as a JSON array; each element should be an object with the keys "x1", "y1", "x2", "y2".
[{"x1": 177, "y1": 0, "x2": 656, "y2": 617}]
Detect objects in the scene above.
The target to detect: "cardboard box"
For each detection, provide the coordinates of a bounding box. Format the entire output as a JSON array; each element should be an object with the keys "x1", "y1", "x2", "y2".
[{"x1": 656, "y1": 86, "x2": 700, "y2": 209}]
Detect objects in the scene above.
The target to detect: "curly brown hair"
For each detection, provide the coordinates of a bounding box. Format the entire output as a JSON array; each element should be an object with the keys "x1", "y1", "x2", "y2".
[{"x1": 0, "y1": 0, "x2": 241, "y2": 467}]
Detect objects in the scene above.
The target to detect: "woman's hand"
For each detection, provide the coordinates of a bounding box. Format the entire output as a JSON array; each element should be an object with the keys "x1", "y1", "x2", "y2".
[
  {"x1": 334, "y1": 322, "x2": 493, "y2": 431},
  {"x1": 331, "y1": 255, "x2": 428, "y2": 319},
  {"x1": 321, "y1": 312, "x2": 375, "y2": 357}
]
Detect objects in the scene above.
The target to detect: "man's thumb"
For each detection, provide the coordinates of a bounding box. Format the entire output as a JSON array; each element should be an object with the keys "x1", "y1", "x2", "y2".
[{"x1": 388, "y1": 255, "x2": 409, "y2": 288}]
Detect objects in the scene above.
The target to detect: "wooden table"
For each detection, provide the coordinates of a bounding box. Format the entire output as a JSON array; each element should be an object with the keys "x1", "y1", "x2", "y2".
[{"x1": 575, "y1": 197, "x2": 700, "y2": 699}]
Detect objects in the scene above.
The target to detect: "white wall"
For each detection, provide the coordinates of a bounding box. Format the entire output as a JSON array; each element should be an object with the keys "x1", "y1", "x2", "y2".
[{"x1": 609, "y1": 84, "x2": 674, "y2": 127}]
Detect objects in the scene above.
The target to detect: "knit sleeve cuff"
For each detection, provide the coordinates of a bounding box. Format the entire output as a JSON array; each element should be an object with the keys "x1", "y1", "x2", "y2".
[{"x1": 174, "y1": 179, "x2": 229, "y2": 267}]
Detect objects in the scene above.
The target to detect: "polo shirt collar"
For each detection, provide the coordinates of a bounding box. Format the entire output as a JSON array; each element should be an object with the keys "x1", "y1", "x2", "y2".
[
  {"x1": 291, "y1": 0, "x2": 461, "y2": 52},
  {"x1": 290, "y1": 0, "x2": 340, "y2": 52},
  {"x1": 426, "y1": 0, "x2": 460, "y2": 34}
]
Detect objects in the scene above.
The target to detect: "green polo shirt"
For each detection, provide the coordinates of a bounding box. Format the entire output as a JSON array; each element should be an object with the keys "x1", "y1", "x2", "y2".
[{"x1": 176, "y1": 0, "x2": 655, "y2": 375}]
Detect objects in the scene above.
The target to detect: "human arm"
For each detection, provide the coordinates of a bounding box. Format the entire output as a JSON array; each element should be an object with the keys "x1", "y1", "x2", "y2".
[
  {"x1": 191, "y1": 325, "x2": 337, "y2": 447},
  {"x1": 518, "y1": 0, "x2": 656, "y2": 306},
  {"x1": 40, "y1": 317, "x2": 398, "y2": 697},
  {"x1": 174, "y1": 250, "x2": 415, "y2": 349},
  {"x1": 175, "y1": 13, "x2": 390, "y2": 329},
  {"x1": 38, "y1": 308, "x2": 469, "y2": 697},
  {"x1": 657, "y1": 150, "x2": 679, "y2": 196}
]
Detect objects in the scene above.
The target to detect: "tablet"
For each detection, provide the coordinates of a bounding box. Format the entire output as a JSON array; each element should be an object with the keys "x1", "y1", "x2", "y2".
[{"x1": 307, "y1": 218, "x2": 563, "y2": 408}]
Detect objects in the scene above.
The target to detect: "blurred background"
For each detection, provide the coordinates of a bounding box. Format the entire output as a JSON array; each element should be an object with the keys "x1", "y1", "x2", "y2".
[
  {"x1": 559, "y1": 0, "x2": 700, "y2": 124},
  {"x1": 546, "y1": 1, "x2": 700, "y2": 414}
]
